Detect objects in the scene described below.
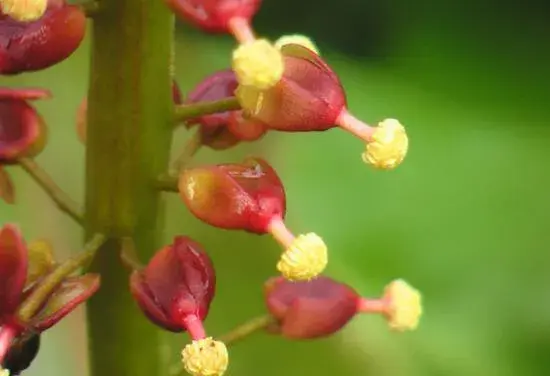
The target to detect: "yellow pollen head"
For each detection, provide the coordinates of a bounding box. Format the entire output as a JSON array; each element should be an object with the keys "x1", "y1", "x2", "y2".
[
  {"x1": 274, "y1": 34, "x2": 320, "y2": 54},
  {"x1": 276, "y1": 233, "x2": 328, "y2": 281},
  {"x1": 232, "y1": 39, "x2": 284, "y2": 90},
  {"x1": 1, "y1": 0, "x2": 47, "y2": 22},
  {"x1": 384, "y1": 279, "x2": 422, "y2": 331},
  {"x1": 362, "y1": 118, "x2": 408, "y2": 170},
  {"x1": 181, "y1": 338, "x2": 228, "y2": 376}
]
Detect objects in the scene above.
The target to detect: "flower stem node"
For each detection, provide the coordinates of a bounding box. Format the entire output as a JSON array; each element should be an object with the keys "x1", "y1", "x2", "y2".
[
  {"x1": 277, "y1": 233, "x2": 328, "y2": 281},
  {"x1": 383, "y1": 279, "x2": 422, "y2": 331},
  {"x1": 363, "y1": 119, "x2": 408, "y2": 170},
  {"x1": 232, "y1": 39, "x2": 284, "y2": 90},
  {"x1": 1, "y1": 0, "x2": 47, "y2": 22},
  {"x1": 182, "y1": 338, "x2": 228, "y2": 376},
  {"x1": 274, "y1": 35, "x2": 319, "y2": 54}
]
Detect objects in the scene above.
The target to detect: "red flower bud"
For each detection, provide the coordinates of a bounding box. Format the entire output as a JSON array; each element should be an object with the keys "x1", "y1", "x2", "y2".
[
  {"x1": 0, "y1": 87, "x2": 50, "y2": 163},
  {"x1": 178, "y1": 157, "x2": 285, "y2": 234},
  {"x1": 183, "y1": 70, "x2": 267, "y2": 150},
  {"x1": 0, "y1": 225, "x2": 28, "y2": 321},
  {"x1": 166, "y1": 0, "x2": 260, "y2": 42},
  {"x1": 129, "y1": 236, "x2": 216, "y2": 337},
  {"x1": 0, "y1": 0, "x2": 86, "y2": 75},
  {"x1": 264, "y1": 276, "x2": 359, "y2": 339}
]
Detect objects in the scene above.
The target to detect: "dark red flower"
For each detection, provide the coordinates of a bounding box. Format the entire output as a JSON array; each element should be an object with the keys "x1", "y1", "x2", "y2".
[
  {"x1": 178, "y1": 157, "x2": 285, "y2": 234},
  {"x1": 0, "y1": 87, "x2": 49, "y2": 164},
  {"x1": 264, "y1": 276, "x2": 360, "y2": 339},
  {"x1": 183, "y1": 70, "x2": 267, "y2": 150},
  {"x1": 166, "y1": 0, "x2": 260, "y2": 41},
  {"x1": 129, "y1": 236, "x2": 216, "y2": 337},
  {"x1": 0, "y1": 225, "x2": 100, "y2": 366},
  {"x1": 0, "y1": 0, "x2": 86, "y2": 75}
]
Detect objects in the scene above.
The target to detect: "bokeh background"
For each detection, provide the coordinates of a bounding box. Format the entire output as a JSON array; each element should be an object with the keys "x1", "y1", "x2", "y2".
[{"x1": 2, "y1": 0, "x2": 550, "y2": 375}]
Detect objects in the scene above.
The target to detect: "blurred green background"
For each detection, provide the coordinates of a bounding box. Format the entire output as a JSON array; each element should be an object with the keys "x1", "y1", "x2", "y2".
[{"x1": 2, "y1": 0, "x2": 550, "y2": 375}]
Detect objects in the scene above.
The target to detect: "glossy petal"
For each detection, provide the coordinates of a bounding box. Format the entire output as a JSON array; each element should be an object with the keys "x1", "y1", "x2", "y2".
[
  {"x1": 0, "y1": 89, "x2": 49, "y2": 163},
  {"x1": 0, "y1": 225, "x2": 28, "y2": 318},
  {"x1": 0, "y1": 166, "x2": 15, "y2": 204},
  {"x1": 0, "y1": 2, "x2": 86, "y2": 74},
  {"x1": 130, "y1": 237, "x2": 216, "y2": 332},
  {"x1": 238, "y1": 44, "x2": 346, "y2": 132},
  {"x1": 31, "y1": 274, "x2": 100, "y2": 331},
  {"x1": 265, "y1": 276, "x2": 359, "y2": 339},
  {"x1": 179, "y1": 157, "x2": 285, "y2": 233},
  {"x1": 167, "y1": 0, "x2": 261, "y2": 33}
]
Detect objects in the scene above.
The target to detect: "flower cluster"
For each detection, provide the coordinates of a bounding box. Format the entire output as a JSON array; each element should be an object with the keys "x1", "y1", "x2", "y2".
[
  {"x1": 125, "y1": 1, "x2": 419, "y2": 376},
  {"x1": 0, "y1": 225, "x2": 100, "y2": 375}
]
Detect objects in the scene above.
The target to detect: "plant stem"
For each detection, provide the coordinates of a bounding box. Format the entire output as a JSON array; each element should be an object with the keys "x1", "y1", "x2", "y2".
[
  {"x1": 18, "y1": 157, "x2": 84, "y2": 225},
  {"x1": 84, "y1": 0, "x2": 174, "y2": 375},
  {"x1": 78, "y1": 1, "x2": 101, "y2": 16},
  {"x1": 156, "y1": 174, "x2": 179, "y2": 192},
  {"x1": 174, "y1": 97, "x2": 240, "y2": 122},
  {"x1": 219, "y1": 314, "x2": 276, "y2": 345},
  {"x1": 171, "y1": 130, "x2": 202, "y2": 173},
  {"x1": 17, "y1": 233, "x2": 106, "y2": 322}
]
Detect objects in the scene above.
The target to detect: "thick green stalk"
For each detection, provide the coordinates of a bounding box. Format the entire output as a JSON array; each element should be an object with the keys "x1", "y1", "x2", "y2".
[{"x1": 84, "y1": 0, "x2": 174, "y2": 375}]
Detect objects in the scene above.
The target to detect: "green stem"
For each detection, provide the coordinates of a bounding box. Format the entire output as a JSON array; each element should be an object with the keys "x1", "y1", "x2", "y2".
[
  {"x1": 171, "y1": 129, "x2": 202, "y2": 173},
  {"x1": 78, "y1": 1, "x2": 101, "y2": 16},
  {"x1": 156, "y1": 174, "x2": 179, "y2": 192},
  {"x1": 219, "y1": 314, "x2": 276, "y2": 345},
  {"x1": 174, "y1": 97, "x2": 241, "y2": 122},
  {"x1": 18, "y1": 157, "x2": 84, "y2": 225},
  {"x1": 17, "y1": 233, "x2": 106, "y2": 322},
  {"x1": 84, "y1": 0, "x2": 174, "y2": 375}
]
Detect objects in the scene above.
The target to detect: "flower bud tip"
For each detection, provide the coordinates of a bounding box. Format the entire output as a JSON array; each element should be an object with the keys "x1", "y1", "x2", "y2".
[
  {"x1": 275, "y1": 35, "x2": 319, "y2": 54},
  {"x1": 277, "y1": 233, "x2": 328, "y2": 281},
  {"x1": 1, "y1": 0, "x2": 47, "y2": 22},
  {"x1": 182, "y1": 338, "x2": 228, "y2": 376},
  {"x1": 362, "y1": 119, "x2": 408, "y2": 170},
  {"x1": 384, "y1": 279, "x2": 422, "y2": 331},
  {"x1": 232, "y1": 39, "x2": 284, "y2": 90}
]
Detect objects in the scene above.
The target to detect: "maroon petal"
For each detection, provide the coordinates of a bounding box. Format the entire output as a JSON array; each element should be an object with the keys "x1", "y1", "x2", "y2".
[
  {"x1": 167, "y1": 0, "x2": 261, "y2": 33},
  {"x1": 0, "y1": 88, "x2": 51, "y2": 101},
  {"x1": 0, "y1": 97, "x2": 47, "y2": 162},
  {"x1": 0, "y1": 224, "x2": 28, "y2": 318},
  {"x1": 31, "y1": 274, "x2": 100, "y2": 331},
  {"x1": 0, "y1": 166, "x2": 15, "y2": 204},
  {"x1": 130, "y1": 237, "x2": 216, "y2": 331},
  {"x1": 0, "y1": 4, "x2": 86, "y2": 74},
  {"x1": 265, "y1": 276, "x2": 359, "y2": 339},
  {"x1": 130, "y1": 270, "x2": 183, "y2": 332}
]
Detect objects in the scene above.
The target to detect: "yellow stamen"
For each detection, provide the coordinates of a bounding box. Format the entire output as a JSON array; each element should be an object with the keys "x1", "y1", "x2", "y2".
[
  {"x1": 277, "y1": 233, "x2": 328, "y2": 281},
  {"x1": 181, "y1": 338, "x2": 228, "y2": 376},
  {"x1": 384, "y1": 279, "x2": 422, "y2": 331},
  {"x1": 1, "y1": 0, "x2": 47, "y2": 22},
  {"x1": 275, "y1": 34, "x2": 320, "y2": 54},
  {"x1": 362, "y1": 119, "x2": 408, "y2": 170},
  {"x1": 232, "y1": 39, "x2": 284, "y2": 90}
]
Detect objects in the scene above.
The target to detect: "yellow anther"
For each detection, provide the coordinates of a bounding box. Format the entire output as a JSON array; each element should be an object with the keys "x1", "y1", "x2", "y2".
[
  {"x1": 384, "y1": 279, "x2": 422, "y2": 331},
  {"x1": 275, "y1": 34, "x2": 320, "y2": 54},
  {"x1": 277, "y1": 233, "x2": 328, "y2": 281},
  {"x1": 182, "y1": 338, "x2": 228, "y2": 376},
  {"x1": 232, "y1": 39, "x2": 284, "y2": 90},
  {"x1": 362, "y1": 119, "x2": 408, "y2": 170},
  {"x1": 1, "y1": 0, "x2": 47, "y2": 22}
]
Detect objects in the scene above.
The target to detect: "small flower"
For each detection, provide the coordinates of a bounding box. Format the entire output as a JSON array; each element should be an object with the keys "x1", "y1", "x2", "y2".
[
  {"x1": 129, "y1": 236, "x2": 216, "y2": 333},
  {"x1": 264, "y1": 276, "x2": 359, "y2": 339},
  {"x1": 264, "y1": 276, "x2": 423, "y2": 339},
  {"x1": 0, "y1": 87, "x2": 50, "y2": 164},
  {"x1": 178, "y1": 157, "x2": 327, "y2": 280},
  {"x1": 165, "y1": 0, "x2": 261, "y2": 41},
  {"x1": 0, "y1": 0, "x2": 86, "y2": 75},
  {"x1": 362, "y1": 119, "x2": 408, "y2": 170},
  {"x1": 274, "y1": 34, "x2": 319, "y2": 54},
  {"x1": 232, "y1": 39, "x2": 284, "y2": 90},
  {"x1": 1, "y1": 0, "x2": 47, "y2": 22},
  {"x1": 182, "y1": 71, "x2": 267, "y2": 151},
  {"x1": 181, "y1": 337, "x2": 228, "y2": 376},
  {"x1": 0, "y1": 225, "x2": 100, "y2": 368},
  {"x1": 233, "y1": 43, "x2": 409, "y2": 169}
]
